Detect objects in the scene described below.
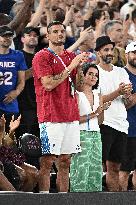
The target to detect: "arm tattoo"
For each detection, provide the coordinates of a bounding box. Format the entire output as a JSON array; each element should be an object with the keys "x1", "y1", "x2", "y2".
[
  {"x1": 53, "y1": 72, "x2": 64, "y2": 80},
  {"x1": 76, "y1": 71, "x2": 84, "y2": 87}
]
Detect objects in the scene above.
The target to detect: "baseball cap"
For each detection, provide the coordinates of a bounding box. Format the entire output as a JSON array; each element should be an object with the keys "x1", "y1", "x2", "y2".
[
  {"x1": 0, "y1": 25, "x2": 14, "y2": 36},
  {"x1": 125, "y1": 41, "x2": 136, "y2": 53},
  {"x1": 22, "y1": 27, "x2": 40, "y2": 36}
]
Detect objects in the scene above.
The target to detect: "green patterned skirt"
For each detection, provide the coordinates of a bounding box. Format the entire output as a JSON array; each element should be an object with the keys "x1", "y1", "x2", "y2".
[{"x1": 70, "y1": 131, "x2": 102, "y2": 192}]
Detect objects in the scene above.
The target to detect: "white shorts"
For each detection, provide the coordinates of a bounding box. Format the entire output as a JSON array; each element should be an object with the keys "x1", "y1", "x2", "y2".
[{"x1": 39, "y1": 121, "x2": 81, "y2": 155}]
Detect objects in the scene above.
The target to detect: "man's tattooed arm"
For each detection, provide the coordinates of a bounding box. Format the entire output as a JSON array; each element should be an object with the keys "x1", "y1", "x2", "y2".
[
  {"x1": 41, "y1": 69, "x2": 70, "y2": 91},
  {"x1": 75, "y1": 68, "x2": 84, "y2": 91},
  {"x1": 52, "y1": 72, "x2": 64, "y2": 80}
]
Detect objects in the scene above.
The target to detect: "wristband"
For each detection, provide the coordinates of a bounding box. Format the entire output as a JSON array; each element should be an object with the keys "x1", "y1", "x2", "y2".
[
  {"x1": 87, "y1": 114, "x2": 90, "y2": 121},
  {"x1": 86, "y1": 114, "x2": 90, "y2": 130}
]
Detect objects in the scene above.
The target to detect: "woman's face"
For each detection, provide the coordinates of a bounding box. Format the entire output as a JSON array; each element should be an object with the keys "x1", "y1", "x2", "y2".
[{"x1": 84, "y1": 67, "x2": 98, "y2": 87}]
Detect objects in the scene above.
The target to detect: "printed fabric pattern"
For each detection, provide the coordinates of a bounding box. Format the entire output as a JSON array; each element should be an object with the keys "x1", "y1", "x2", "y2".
[{"x1": 70, "y1": 131, "x2": 102, "y2": 192}]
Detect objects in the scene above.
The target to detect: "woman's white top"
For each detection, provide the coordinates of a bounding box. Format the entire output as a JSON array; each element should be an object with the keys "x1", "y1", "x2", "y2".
[{"x1": 78, "y1": 90, "x2": 100, "y2": 132}]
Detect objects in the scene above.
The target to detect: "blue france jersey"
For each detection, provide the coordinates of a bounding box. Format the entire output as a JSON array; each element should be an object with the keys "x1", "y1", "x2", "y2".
[
  {"x1": 0, "y1": 49, "x2": 27, "y2": 113},
  {"x1": 125, "y1": 68, "x2": 136, "y2": 137}
]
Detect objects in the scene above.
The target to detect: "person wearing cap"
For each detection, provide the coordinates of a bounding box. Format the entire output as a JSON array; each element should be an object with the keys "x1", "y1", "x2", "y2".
[
  {"x1": 32, "y1": 20, "x2": 89, "y2": 193},
  {"x1": 0, "y1": 25, "x2": 27, "y2": 131},
  {"x1": 17, "y1": 26, "x2": 40, "y2": 169},
  {"x1": 119, "y1": 42, "x2": 136, "y2": 191},
  {"x1": 95, "y1": 35, "x2": 132, "y2": 191}
]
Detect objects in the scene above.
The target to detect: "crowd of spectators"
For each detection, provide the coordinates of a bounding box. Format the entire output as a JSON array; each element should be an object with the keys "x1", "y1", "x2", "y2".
[{"x1": 0, "y1": 0, "x2": 136, "y2": 193}]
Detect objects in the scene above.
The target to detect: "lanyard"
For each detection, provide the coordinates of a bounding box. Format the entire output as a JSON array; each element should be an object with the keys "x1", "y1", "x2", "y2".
[
  {"x1": 48, "y1": 47, "x2": 67, "y2": 68},
  {"x1": 86, "y1": 114, "x2": 90, "y2": 130},
  {"x1": 47, "y1": 47, "x2": 75, "y2": 97}
]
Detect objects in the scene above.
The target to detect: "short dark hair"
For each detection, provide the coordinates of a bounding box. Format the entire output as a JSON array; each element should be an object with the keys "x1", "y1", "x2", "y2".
[
  {"x1": 109, "y1": 7, "x2": 120, "y2": 20},
  {"x1": 47, "y1": 21, "x2": 66, "y2": 33},
  {"x1": 82, "y1": 62, "x2": 99, "y2": 90},
  {"x1": 89, "y1": 9, "x2": 104, "y2": 28}
]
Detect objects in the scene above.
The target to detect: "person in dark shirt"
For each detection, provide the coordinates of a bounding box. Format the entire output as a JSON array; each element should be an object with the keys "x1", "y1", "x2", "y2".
[
  {"x1": 17, "y1": 27, "x2": 40, "y2": 168},
  {"x1": 120, "y1": 42, "x2": 136, "y2": 191}
]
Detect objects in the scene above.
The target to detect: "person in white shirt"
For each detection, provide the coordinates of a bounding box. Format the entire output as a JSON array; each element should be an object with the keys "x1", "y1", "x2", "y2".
[
  {"x1": 70, "y1": 62, "x2": 111, "y2": 192},
  {"x1": 95, "y1": 35, "x2": 132, "y2": 191}
]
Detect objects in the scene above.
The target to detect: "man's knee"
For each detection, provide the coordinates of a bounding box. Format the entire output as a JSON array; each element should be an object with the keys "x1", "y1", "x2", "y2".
[
  {"x1": 106, "y1": 161, "x2": 121, "y2": 173},
  {"x1": 40, "y1": 155, "x2": 56, "y2": 171},
  {"x1": 58, "y1": 155, "x2": 71, "y2": 169}
]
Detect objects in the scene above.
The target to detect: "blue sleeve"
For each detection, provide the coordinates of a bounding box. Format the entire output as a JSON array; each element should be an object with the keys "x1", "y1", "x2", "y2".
[{"x1": 64, "y1": 37, "x2": 76, "y2": 49}]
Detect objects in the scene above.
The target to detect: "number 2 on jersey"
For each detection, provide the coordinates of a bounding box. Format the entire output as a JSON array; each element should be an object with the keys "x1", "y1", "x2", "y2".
[{"x1": 0, "y1": 71, "x2": 13, "y2": 85}]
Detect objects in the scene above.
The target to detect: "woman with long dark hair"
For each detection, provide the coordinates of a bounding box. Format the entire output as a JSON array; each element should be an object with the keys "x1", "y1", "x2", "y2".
[{"x1": 70, "y1": 62, "x2": 111, "y2": 192}]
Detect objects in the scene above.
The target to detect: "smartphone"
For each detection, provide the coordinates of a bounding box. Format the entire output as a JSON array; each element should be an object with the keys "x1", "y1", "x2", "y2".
[{"x1": 84, "y1": 20, "x2": 91, "y2": 30}]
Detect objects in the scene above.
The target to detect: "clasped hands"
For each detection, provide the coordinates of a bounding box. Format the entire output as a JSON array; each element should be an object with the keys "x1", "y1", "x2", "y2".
[{"x1": 119, "y1": 82, "x2": 132, "y2": 95}]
